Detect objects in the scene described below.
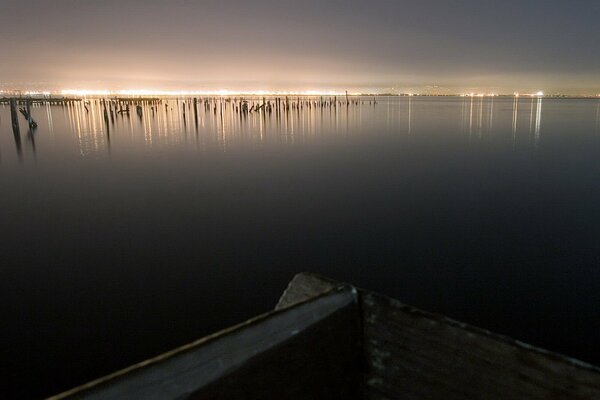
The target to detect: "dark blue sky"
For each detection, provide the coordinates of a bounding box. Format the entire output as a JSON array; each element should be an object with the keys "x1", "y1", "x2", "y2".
[{"x1": 1, "y1": 0, "x2": 598, "y2": 93}]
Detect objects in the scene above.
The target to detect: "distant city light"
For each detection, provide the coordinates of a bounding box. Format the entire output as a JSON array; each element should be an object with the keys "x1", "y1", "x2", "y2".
[
  {"x1": 59, "y1": 89, "x2": 349, "y2": 97},
  {"x1": 24, "y1": 91, "x2": 51, "y2": 96},
  {"x1": 0, "y1": 88, "x2": 591, "y2": 98}
]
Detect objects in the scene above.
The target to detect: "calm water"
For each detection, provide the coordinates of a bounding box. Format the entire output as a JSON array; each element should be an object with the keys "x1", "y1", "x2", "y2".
[{"x1": 1, "y1": 96, "x2": 600, "y2": 398}]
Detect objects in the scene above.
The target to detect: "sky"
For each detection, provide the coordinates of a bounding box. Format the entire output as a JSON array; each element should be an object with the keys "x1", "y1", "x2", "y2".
[{"x1": 0, "y1": 0, "x2": 598, "y2": 94}]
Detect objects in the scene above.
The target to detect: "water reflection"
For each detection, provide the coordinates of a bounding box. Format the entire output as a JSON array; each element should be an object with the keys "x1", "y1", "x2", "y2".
[
  {"x1": 46, "y1": 102, "x2": 55, "y2": 137},
  {"x1": 595, "y1": 101, "x2": 600, "y2": 134},
  {"x1": 512, "y1": 96, "x2": 519, "y2": 139},
  {"x1": 468, "y1": 96, "x2": 473, "y2": 137},
  {"x1": 1, "y1": 95, "x2": 599, "y2": 163},
  {"x1": 534, "y1": 96, "x2": 542, "y2": 147},
  {"x1": 2, "y1": 95, "x2": 600, "y2": 400},
  {"x1": 8, "y1": 99, "x2": 23, "y2": 161},
  {"x1": 27, "y1": 126, "x2": 37, "y2": 158},
  {"x1": 478, "y1": 95, "x2": 483, "y2": 136},
  {"x1": 408, "y1": 95, "x2": 413, "y2": 135},
  {"x1": 488, "y1": 95, "x2": 494, "y2": 130},
  {"x1": 12, "y1": 122, "x2": 22, "y2": 161}
]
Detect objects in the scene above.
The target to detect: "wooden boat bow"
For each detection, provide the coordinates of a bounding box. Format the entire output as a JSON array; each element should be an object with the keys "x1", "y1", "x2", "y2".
[{"x1": 49, "y1": 273, "x2": 600, "y2": 399}]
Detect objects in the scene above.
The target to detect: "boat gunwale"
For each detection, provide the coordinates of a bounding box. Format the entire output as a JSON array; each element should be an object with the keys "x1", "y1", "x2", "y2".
[
  {"x1": 48, "y1": 283, "x2": 356, "y2": 399},
  {"x1": 281, "y1": 272, "x2": 600, "y2": 375}
]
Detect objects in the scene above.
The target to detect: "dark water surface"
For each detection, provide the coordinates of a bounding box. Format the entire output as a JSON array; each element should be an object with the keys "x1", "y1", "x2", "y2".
[{"x1": 1, "y1": 96, "x2": 600, "y2": 398}]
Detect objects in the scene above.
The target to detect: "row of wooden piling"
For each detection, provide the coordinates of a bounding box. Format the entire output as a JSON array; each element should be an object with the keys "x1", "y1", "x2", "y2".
[
  {"x1": 64, "y1": 96, "x2": 377, "y2": 129},
  {"x1": 7, "y1": 98, "x2": 37, "y2": 129},
  {"x1": 1, "y1": 95, "x2": 379, "y2": 159},
  {"x1": 6, "y1": 98, "x2": 33, "y2": 158},
  {"x1": 2, "y1": 95, "x2": 376, "y2": 111},
  {"x1": 2, "y1": 95, "x2": 379, "y2": 132}
]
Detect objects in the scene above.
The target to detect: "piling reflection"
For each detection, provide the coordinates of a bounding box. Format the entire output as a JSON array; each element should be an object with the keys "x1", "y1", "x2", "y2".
[
  {"x1": 4, "y1": 94, "x2": 600, "y2": 164},
  {"x1": 27, "y1": 126, "x2": 37, "y2": 158},
  {"x1": 12, "y1": 120, "x2": 22, "y2": 161},
  {"x1": 9, "y1": 99, "x2": 23, "y2": 161}
]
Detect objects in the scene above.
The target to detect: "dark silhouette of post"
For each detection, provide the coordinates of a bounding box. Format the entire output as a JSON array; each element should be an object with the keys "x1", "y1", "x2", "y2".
[
  {"x1": 10, "y1": 99, "x2": 20, "y2": 135},
  {"x1": 10, "y1": 99, "x2": 22, "y2": 159}
]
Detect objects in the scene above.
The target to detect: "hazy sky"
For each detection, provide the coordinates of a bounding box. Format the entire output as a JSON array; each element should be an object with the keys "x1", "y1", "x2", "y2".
[{"x1": 1, "y1": 0, "x2": 598, "y2": 93}]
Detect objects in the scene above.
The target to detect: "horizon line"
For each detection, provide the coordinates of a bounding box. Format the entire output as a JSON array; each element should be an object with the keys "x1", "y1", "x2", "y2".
[{"x1": 1, "y1": 89, "x2": 599, "y2": 98}]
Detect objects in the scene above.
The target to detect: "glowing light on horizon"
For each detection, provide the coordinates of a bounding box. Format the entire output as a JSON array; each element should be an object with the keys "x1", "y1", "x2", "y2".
[
  {"x1": 0, "y1": 88, "x2": 579, "y2": 98},
  {"x1": 60, "y1": 89, "x2": 349, "y2": 97},
  {"x1": 61, "y1": 89, "x2": 111, "y2": 96},
  {"x1": 11, "y1": 90, "x2": 53, "y2": 96},
  {"x1": 461, "y1": 93, "x2": 497, "y2": 97}
]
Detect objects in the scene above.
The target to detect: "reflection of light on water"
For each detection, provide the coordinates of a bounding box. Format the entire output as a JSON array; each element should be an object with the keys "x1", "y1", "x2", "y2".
[
  {"x1": 45, "y1": 103, "x2": 55, "y2": 137},
  {"x1": 2, "y1": 95, "x2": 560, "y2": 161},
  {"x1": 74, "y1": 103, "x2": 83, "y2": 156},
  {"x1": 408, "y1": 96, "x2": 412, "y2": 135},
  {"x1": 386, "y1": 97, "x2": 390, "y2": 131},
  {"x1": 220, "y1": 101, "x2": 226, "y2": 152},
  {"x1": 478, "y1": 95, "x2": 483, "y2": 135},
  {"x1": 488, "y1": 96, "x2": 494, "y2": 130},
  {"x1": 468, "y1": 95, "x2": 473, "y2": 137},
  {"x1": 596, "y1": 101, "x2": 600, "y2": 134},
  {"x1": 461, "y1": 96, "x2": 465, "y2": 132},
  {"x1": 69, "y1": 101, "x2": 104, "y2": 156},
  {"x1": 161, "y1": 103, "x2": 168, "y2": 138},
  {"x1": 534, "y1": 97, "x2": 542, "y2": 147},
  {"x1": 143, "y1": 106, "x2": 153, "y2": 147},
  {"x1": 529, "y1": 97, "x2": 535, "y2": 134},
  {"x1": 512, "y1": 96, "x2": 519, "y2": 140}
]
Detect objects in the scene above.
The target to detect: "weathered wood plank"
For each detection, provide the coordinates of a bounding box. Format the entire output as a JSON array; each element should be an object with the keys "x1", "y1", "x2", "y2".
[
  {"x1": 280, "y1": 273, "x2": 600, "y2": 399},
  {"x1": 191, "y1": 289, "x2": 363, "y2": 399},
  {"x1": 362, "y1": 292, "x2": 600, "y2": 400},
  {"x1": 49, "y1": 287, "x2": 361, "y2": 400},
  {"x1": 275, "y1": 272, "x2": 339, "y2": 309},
  {"x1": 49, "y1": 273, "x2": 600, "y2": 400}
]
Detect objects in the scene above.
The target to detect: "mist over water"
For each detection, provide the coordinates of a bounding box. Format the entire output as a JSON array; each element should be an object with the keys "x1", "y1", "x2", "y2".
[{"x1": 1, "y1": 96, "x2": 600, "y2": 398}]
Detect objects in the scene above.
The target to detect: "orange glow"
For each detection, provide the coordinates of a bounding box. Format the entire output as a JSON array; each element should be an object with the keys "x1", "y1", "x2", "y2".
[{"x1": 59, "y1": 89, "x2": 353, "y2": 97}]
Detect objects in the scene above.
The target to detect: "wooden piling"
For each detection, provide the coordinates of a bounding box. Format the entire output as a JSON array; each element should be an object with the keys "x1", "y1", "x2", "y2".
[
  {"x1": 10, "y1": 99, "x2": 20, "y2": 134},
  {"x1": 26, "y1": 99, "x2": 38, "y2": 128}
]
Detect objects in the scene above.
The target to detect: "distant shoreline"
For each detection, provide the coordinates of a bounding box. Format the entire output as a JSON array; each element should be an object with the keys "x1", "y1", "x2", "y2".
[{"x1": 1, "y1": 93, "x2": 599, "y2": 101}]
